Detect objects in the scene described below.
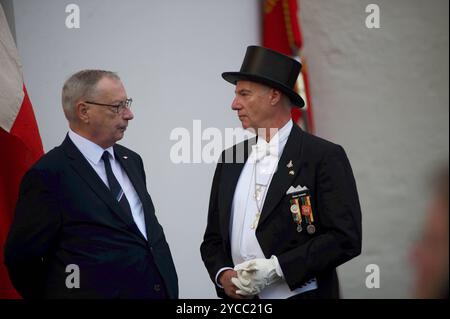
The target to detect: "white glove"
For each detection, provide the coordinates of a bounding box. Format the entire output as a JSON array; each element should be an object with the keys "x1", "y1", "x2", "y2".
[{"x1": 231, "y1": 256, "x2": 281, "y2": 296}]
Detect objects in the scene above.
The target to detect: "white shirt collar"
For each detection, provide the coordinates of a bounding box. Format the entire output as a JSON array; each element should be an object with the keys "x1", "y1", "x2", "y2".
[
  {"x1": 68, "y1": 129, "x2": 114, "y2": 164},
  {"x1": 254, "y1": 119, "x2": 293, "y2": 156}
]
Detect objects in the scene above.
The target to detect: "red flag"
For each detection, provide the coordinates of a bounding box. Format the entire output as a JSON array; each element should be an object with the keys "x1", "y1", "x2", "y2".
[
  {"x1": 0, "y1": 5, "x2": 44, "y2": 298},
  {"x1": 263, "y1": 0, "x2": 315, "y2": 133}
]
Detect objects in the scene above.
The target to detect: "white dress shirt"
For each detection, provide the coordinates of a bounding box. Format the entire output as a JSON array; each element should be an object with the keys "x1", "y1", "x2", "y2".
[
  {"x1": 226, "y1": 120, "x2": 317, "y2": 299},
  {"x1": 68, "y1": 129, "x2": 148, "y2": 240}
]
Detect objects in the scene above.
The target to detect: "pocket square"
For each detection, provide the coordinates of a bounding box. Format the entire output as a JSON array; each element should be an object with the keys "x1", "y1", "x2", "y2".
[{"x1": 286, "y1": 185, "x2": 309, "y2": 195}]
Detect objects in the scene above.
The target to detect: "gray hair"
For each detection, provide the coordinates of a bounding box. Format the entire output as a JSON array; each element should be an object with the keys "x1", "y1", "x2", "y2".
[
  {"x1": 257, "y1": 83, "x2": 293, "y2": 109},
  {"x1": 281, "y1": 93, "x2": 293, "y2": 109},
  {"x1": 61, "y1": 70, "x2": 120, "y2": 121}
]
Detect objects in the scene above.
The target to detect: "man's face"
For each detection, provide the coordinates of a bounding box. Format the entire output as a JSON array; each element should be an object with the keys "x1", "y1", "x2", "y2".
[
  {"x1": 86, "y1": 77, "x2": 133, "y2": 148},
  {"x1": 231, "y1": 81, "x2": 272, "y2": 130}
]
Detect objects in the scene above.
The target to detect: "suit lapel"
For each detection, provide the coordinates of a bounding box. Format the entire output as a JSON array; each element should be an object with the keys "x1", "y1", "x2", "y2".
[
  {"x1": 114, "y1": 146, "x2": 151, "y2": 242},
  {"x1": 258, "y1": 124, "x2": 304, "y2": 227},
  {"x1": 62, "y1": 136, "x2": 143, "y2": 240}
]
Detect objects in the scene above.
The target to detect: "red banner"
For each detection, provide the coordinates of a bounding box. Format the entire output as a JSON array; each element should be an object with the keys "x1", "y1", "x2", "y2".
[
  {"x1": 263, "y1": 0, "x2": 314, "y2": 133},
  {"x1": 0, "y1": 6, "x2": 44, "y2": 298}
]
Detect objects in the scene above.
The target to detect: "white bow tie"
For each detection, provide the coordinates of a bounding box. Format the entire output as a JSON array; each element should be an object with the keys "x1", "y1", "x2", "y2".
[{"x1": 251, "y1": 143, "x2": 279, "y2": 162}]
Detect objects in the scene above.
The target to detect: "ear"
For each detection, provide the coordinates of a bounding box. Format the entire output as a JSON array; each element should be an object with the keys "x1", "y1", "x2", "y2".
[
  {"x1": 76, "y1": 101, "x2": 90, "y2": 123},
  {"x1": 269, "y1": 89, "x2": 282, "y2": 106}
]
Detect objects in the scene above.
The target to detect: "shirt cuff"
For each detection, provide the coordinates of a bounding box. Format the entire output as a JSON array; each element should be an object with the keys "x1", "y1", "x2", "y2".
[
  {"x1": 215, "y1": 267, "x2": 234, "y2": 288},
  {"x1": 272, "y1": 255, "x2": 285, "y2": 279}
]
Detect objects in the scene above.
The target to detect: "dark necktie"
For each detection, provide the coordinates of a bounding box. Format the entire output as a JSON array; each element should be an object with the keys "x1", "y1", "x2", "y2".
[
  {"x1": 102, "y1": 151, "x2": 133, "y2": 219},
  {"x1": 102, "y1": 151, "x2": 167, "y2": 298}
]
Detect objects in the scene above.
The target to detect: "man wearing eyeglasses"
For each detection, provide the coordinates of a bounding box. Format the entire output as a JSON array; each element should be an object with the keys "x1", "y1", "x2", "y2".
[{"x1": 4, "y1": 70, "x2": 178, "y2": 299}]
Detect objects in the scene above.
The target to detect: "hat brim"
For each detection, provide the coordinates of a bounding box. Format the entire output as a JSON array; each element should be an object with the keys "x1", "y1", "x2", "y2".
[{"x1": 222, "y1": 72, "x2": 305, "y2": 108}]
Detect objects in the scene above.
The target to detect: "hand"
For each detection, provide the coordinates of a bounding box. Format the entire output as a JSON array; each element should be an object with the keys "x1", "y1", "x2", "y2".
[
  {"x1": 232, "y1": 256, "x2": 281, "y2": 296},
  {"x1": 218, "y1": 269, "x2": 250, "y2": 299}
]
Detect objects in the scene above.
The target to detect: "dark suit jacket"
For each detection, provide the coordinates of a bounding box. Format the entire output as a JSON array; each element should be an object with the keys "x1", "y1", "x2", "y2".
[
  {"x1": 4, "y1": 136, "x2": 178, "y2": 299},
  {"x1": 200, "y1": 124, "x2": 362, "y2": 298}
]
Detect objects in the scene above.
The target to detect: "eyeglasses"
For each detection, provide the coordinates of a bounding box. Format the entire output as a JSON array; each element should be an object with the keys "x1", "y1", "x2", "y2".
[{"x1": 84, "y1": 98, "x2": 133, "y2": 114}]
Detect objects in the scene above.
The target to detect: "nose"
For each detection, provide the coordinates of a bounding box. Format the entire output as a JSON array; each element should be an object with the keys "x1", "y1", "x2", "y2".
[
  {"x1": 122, "y1": 107, "x2": 134, "y2": 120},
  {"x1": 231, "y1": 97, "x2": 241, "y2": 111}
]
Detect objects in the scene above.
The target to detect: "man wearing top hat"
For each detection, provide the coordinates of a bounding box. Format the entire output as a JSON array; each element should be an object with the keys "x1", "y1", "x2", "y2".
[{"x1": 200, "y1": 46, "x2": 362, "y2": 299}]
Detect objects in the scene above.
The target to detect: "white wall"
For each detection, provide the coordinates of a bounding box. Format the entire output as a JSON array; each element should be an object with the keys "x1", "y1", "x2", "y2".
[
  {"x1": 9, "y1": 0, "x2": 449, "y2": 298},
  {"x1": 300, "y1": 0, "x2": 449, "y2": 298}
]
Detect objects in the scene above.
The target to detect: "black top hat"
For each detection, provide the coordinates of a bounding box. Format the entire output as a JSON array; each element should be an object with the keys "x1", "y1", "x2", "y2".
[{"x1": 222, "y1": 45, "x2": 305, "y2": 108}]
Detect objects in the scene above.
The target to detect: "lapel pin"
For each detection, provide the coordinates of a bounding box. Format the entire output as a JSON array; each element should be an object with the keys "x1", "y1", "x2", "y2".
[
  {"x1": 123, "y1": 156, "x2": 128, "y2": 160},
  {"x1": 287, "y1": 160, "x2": 293, "y2": 168},
  {"x1": 289, "y1": 170, "x2": 295, "y2": 175}
]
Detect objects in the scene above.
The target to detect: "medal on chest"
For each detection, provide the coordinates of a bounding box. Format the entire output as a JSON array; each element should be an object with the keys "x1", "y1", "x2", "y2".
[{"x1": 287, "y1": 185, "x2": 316, "y2": 234}]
